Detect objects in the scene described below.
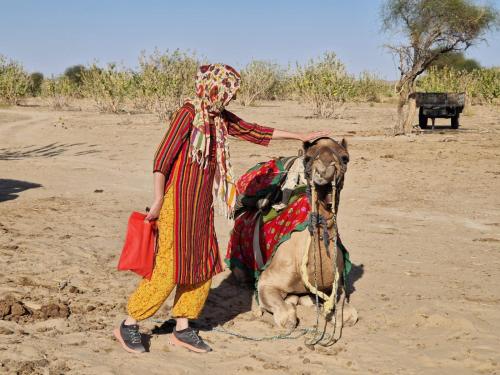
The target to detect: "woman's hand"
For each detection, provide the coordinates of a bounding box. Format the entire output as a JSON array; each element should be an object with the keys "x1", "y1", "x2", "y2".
[
  {"x1": 145, "y1": 198, "x2": 163, "y2": 222},
  {"x1": 272, "y1": 129, "x2": 330, "y2": 142},
  {"x1": 300, "y1": 131, "x2": 330, "y2": 142}
]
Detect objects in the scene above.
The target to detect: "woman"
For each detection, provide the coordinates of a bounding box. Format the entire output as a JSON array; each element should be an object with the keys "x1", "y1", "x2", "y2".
[{"x1": 114, "y1": 64, "x2": 327, "y2": 353}]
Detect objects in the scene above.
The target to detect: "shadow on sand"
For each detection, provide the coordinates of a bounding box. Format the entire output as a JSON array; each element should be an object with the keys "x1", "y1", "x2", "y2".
[
  {"x1": 151, "y1": 273, "x2": 254, "y2": 334},
  {"x1": 0, "y1": 179, "x2": 42, "y2": 202},
  {"x1": 152, "y1": 261, "x2": 365, "y2": 335},
  {"x1": 0, "y1": 142, "x2": 90, "y2": 160},
  {"x1": 346, "y1": 263, "x2": 364, "y2": 298}
]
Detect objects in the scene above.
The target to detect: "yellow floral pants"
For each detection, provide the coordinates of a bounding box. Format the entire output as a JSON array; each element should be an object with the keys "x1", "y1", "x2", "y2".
[{"x1": 127, "y1": 188, "x2": 212, "y2": 321}]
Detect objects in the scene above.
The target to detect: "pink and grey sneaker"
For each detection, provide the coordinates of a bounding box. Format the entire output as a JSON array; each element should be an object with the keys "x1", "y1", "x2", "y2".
[
  {"x1": 114, "y1": 320, "x2": 146, "y2": 354},
  {"x1": 170, "y1": 327, "x2": 212, "y2": 353}
]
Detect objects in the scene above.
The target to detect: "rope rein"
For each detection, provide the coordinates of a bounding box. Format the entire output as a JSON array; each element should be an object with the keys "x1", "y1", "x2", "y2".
[{"x1": 300, "y1": 167, "x2": 344, "y2": 346}]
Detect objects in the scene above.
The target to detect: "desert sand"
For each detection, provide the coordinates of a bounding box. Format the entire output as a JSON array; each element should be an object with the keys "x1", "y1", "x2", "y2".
[{"x1": 0, "y1": 100, "x2": 499, "y2": 374}]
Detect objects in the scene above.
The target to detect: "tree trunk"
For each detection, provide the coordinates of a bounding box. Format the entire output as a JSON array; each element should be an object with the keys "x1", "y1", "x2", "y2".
[{"x1": 394, "y1": 79, "x2": 417, "y2": 135}]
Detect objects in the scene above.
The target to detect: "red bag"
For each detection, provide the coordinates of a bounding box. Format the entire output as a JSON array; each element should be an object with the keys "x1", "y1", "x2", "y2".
[{"x1": 117, "y1": 212, "x2": 157, "y2": 280}]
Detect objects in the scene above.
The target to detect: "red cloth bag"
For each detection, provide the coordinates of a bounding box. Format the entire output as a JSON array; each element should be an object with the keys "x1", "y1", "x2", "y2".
[{"x1": 117, "y1": 212, "x2": 157, "y2": 280}]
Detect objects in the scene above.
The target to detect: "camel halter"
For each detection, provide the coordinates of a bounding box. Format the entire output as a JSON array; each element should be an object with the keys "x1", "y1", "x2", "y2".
[{"x1": 300, "y1": 162, "x2": 345, "y2": 346}]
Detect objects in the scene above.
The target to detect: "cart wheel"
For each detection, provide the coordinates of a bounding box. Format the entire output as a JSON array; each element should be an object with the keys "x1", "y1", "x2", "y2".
[
  {"x1": 419, "y1": 112, "x2": 428, "y2": 129},
  {"x1": 451, "y1": 115, "x2": 459, "y2": 129}
]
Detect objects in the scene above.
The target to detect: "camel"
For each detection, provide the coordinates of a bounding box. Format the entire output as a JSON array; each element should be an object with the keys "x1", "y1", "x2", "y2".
[{"x1": 248, "y1": 137, "x2": 358, "y2": 329}]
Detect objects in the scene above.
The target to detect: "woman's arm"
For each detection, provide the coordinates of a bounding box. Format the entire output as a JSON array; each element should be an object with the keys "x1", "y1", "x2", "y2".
[
  {"x1": 146, "y1": 106, "x2": 192, "y2": 221},
  {"x1": 223, "y1": 110, "x2": 328, "y2": 145},
  {"x1": 153, "y1": 106, "x2": 193, "y2": 174},
  {"x1": 272, "y1": 129, "x2": 329, "y2": 142},
  {"x1": 145, "y1": 172, "x2": 166, "y2": 222}
]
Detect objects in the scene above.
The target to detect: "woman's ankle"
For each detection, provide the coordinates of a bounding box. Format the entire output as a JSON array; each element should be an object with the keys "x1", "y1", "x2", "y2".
[
  {"x1": 175, "y1": 318, "x2": 189, "y2": 331},
  {"x1": 124, "y1": 316, "x2": 137, "y2": 326}
]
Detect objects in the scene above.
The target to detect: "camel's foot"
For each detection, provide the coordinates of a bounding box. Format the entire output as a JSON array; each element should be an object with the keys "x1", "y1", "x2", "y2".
[
  {"x1": 251, "y1": 297, "x2": 264, "y2": 317},
  {"x1": 342, "y1": 303, "x2": 358, "y2": 327},
  {"x1": 273, "y1": 304, "x2": 298, "y2": 329},
  {"x1": 298, "y1": 295, "x2": 315, "y2": 307},
  {"x1": 285, "y1": 295, "x2": 299, "y2": 306}
]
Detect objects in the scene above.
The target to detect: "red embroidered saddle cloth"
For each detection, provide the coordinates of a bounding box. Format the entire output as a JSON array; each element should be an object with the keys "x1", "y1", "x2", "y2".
[{"x1": 225, "y1": 158, "x2": 310, "y2": 275}]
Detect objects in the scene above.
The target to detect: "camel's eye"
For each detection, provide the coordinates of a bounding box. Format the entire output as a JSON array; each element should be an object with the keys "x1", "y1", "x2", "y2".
[{"x1": 341, "y1": 155, "x2": 349, "y2": 164}]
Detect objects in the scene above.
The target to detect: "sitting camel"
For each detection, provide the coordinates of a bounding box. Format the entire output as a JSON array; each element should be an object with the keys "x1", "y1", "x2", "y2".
[{"x1": 228, "y1": 137, "x2": 358, "y2": 329}]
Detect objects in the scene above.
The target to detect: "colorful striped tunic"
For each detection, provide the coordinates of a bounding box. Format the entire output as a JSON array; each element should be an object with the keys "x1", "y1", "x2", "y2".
[{"x1": 153, "y1": 103, "x2": 274, "y2": 285}]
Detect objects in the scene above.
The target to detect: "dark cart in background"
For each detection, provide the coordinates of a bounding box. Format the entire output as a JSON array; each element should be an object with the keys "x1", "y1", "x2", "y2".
[{"x1": 415, "y1": 92, "x2": 465, "y2": 129}]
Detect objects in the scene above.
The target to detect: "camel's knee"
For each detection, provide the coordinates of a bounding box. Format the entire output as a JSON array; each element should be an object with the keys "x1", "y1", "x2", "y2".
[
  {"x1": 273, "y1": 303, "x2": 297, "y2": 329},
  {"x1": 285, "y1": 295, "x2": 299, "y2": 306},
  {"x1": 258, "y1": 284, "x2": 283, "y2": 310},
  {"x1": 258, "y1": 285, "x2": 297, "y2": 329}
]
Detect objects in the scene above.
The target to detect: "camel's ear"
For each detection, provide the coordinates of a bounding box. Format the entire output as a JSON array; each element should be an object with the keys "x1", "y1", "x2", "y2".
[{"x1": 340, "y1": 138, "x2": 348, "y2": 151}]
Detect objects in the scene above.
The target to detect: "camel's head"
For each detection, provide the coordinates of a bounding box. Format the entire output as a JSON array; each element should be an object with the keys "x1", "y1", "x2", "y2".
[{"x1": 303, "y1": 137, "x2": 349, "y2": 186}]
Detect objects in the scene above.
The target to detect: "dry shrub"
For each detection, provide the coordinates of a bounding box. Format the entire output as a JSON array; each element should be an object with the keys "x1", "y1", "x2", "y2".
[
  {"x1": 81, "y1": 63, "x2": 134, "y2": 113},
  {"x1": 354, "y1": 72, "x2": 393, "y2": 102},
  {"x1": 135, "y1": 50, "x2": 199, "y2": 121},
  {"x1": 238, "y1": 61, "x2": 284, "y2": 106},
  {"x1": 0, "y1": 55, "x2": 31, "y2": 105},
  {"x1": 293, "y1": 52, "x2": 357, "y2": 118},
  {"x1": 41, "y1": 76, "x2": 79, "y2": 109}
]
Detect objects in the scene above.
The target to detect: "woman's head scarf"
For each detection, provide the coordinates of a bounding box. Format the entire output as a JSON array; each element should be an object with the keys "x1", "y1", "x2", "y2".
[{"x1": 187, "y1": 64, "x2": 240, "y2": 217}]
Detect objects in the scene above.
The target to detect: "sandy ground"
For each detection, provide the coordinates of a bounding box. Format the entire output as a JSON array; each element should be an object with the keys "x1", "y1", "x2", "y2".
[{"x1": 0, "y1": 100, "x2": 499, "y2": 375}]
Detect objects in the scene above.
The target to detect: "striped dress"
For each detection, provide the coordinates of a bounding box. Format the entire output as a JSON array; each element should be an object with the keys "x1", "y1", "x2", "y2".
[{"x1": 153, "y1": 103, "x2": 274, "y2": 285}]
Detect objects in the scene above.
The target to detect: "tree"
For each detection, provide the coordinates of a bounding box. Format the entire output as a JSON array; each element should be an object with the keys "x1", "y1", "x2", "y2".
[
  {"x1": 429, "y1": 51, "x2": 481, "y2": 71},
  {"x1": 382, "y1": 0, "x2": 498, "y2": 134},
  {"x1": 64, "y1": 65, "x2": 86, "y2": 85},
  {"x1": 29, "y1": 72, "x2": 44, "y2": 96}
]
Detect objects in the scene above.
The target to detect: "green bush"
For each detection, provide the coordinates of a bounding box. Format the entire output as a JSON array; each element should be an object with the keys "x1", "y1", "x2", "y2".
[
  {"x1": 417, "y1": 66, "x2": 500, "y2": 104},
  {"x1": 353, "y1": 72, "x2": 393, "y2": 102},
  {"x1": 134, "y1": 49, "x2": 199, "y2": 121},
  {"x1": 293, "y1": 52, "x2": 357, "y2": 118},
  {"x1": 41, "y1": 76, "x2": 80, "y2": 109},
  {"x1": 80, "y1": 63, "x2": 134, "y2": 113},
  {"x1": 238, "y1": 61, "x2": 284, "y2": 106},
  {"x1": 0, "y1": 55, "x2": 31, "y2": 105}
]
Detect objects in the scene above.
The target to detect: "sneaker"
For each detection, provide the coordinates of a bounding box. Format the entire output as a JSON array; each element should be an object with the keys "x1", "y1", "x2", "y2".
[
  {"x1": 170, "y1": 327, "x2": 212, "y2": 353},
  {"x1": 113, "y1": 320, "x2": 146, "y2": 353}
]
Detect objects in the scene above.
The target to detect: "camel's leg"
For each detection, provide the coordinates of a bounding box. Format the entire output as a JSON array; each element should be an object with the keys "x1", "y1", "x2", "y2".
[
  {"x1": 298, "y1": 295, "x2": 315, "y2": 307},
  {"x1": 342, "y1": 302, "x2": 358, "y2": 327},
  {"x1": 328, "y1": 288, "x2": 358, "y2": 327},
  {"x1": 251, "y1": 295, "x2": 264, "y2": 317},
  {"x1": 258, "y1": 284, "x2": 297, "y2": 329},
  {"x1": 285, "y1": 295, "x2": 299, "y2": 306}
]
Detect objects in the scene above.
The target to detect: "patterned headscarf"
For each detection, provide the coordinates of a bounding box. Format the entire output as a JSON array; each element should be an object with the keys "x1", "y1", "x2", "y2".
[{"x1": 187, "y1": 64, "x2": 241, "y2": 217}]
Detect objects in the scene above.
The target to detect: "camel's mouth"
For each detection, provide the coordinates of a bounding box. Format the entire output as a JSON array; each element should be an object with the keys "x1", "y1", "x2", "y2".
[{"x1": 311, "y1": 164, "x2": 344, "y2": 186}]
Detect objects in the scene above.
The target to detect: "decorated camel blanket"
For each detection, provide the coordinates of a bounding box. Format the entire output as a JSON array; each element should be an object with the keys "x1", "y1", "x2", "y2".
[{"x1": 225, "y1": 158, "x2": 351, "y2": 281}]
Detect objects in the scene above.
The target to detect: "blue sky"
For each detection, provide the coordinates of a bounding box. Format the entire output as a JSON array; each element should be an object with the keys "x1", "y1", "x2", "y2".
[{"x1": 1, "y1": 0, "x2": 498, "y2": 79}]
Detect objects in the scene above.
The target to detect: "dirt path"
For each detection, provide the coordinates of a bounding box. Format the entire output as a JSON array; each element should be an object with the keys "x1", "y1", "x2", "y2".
[{"x1": 1, "y1": 101, "x2": 499, "y2": 374}]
